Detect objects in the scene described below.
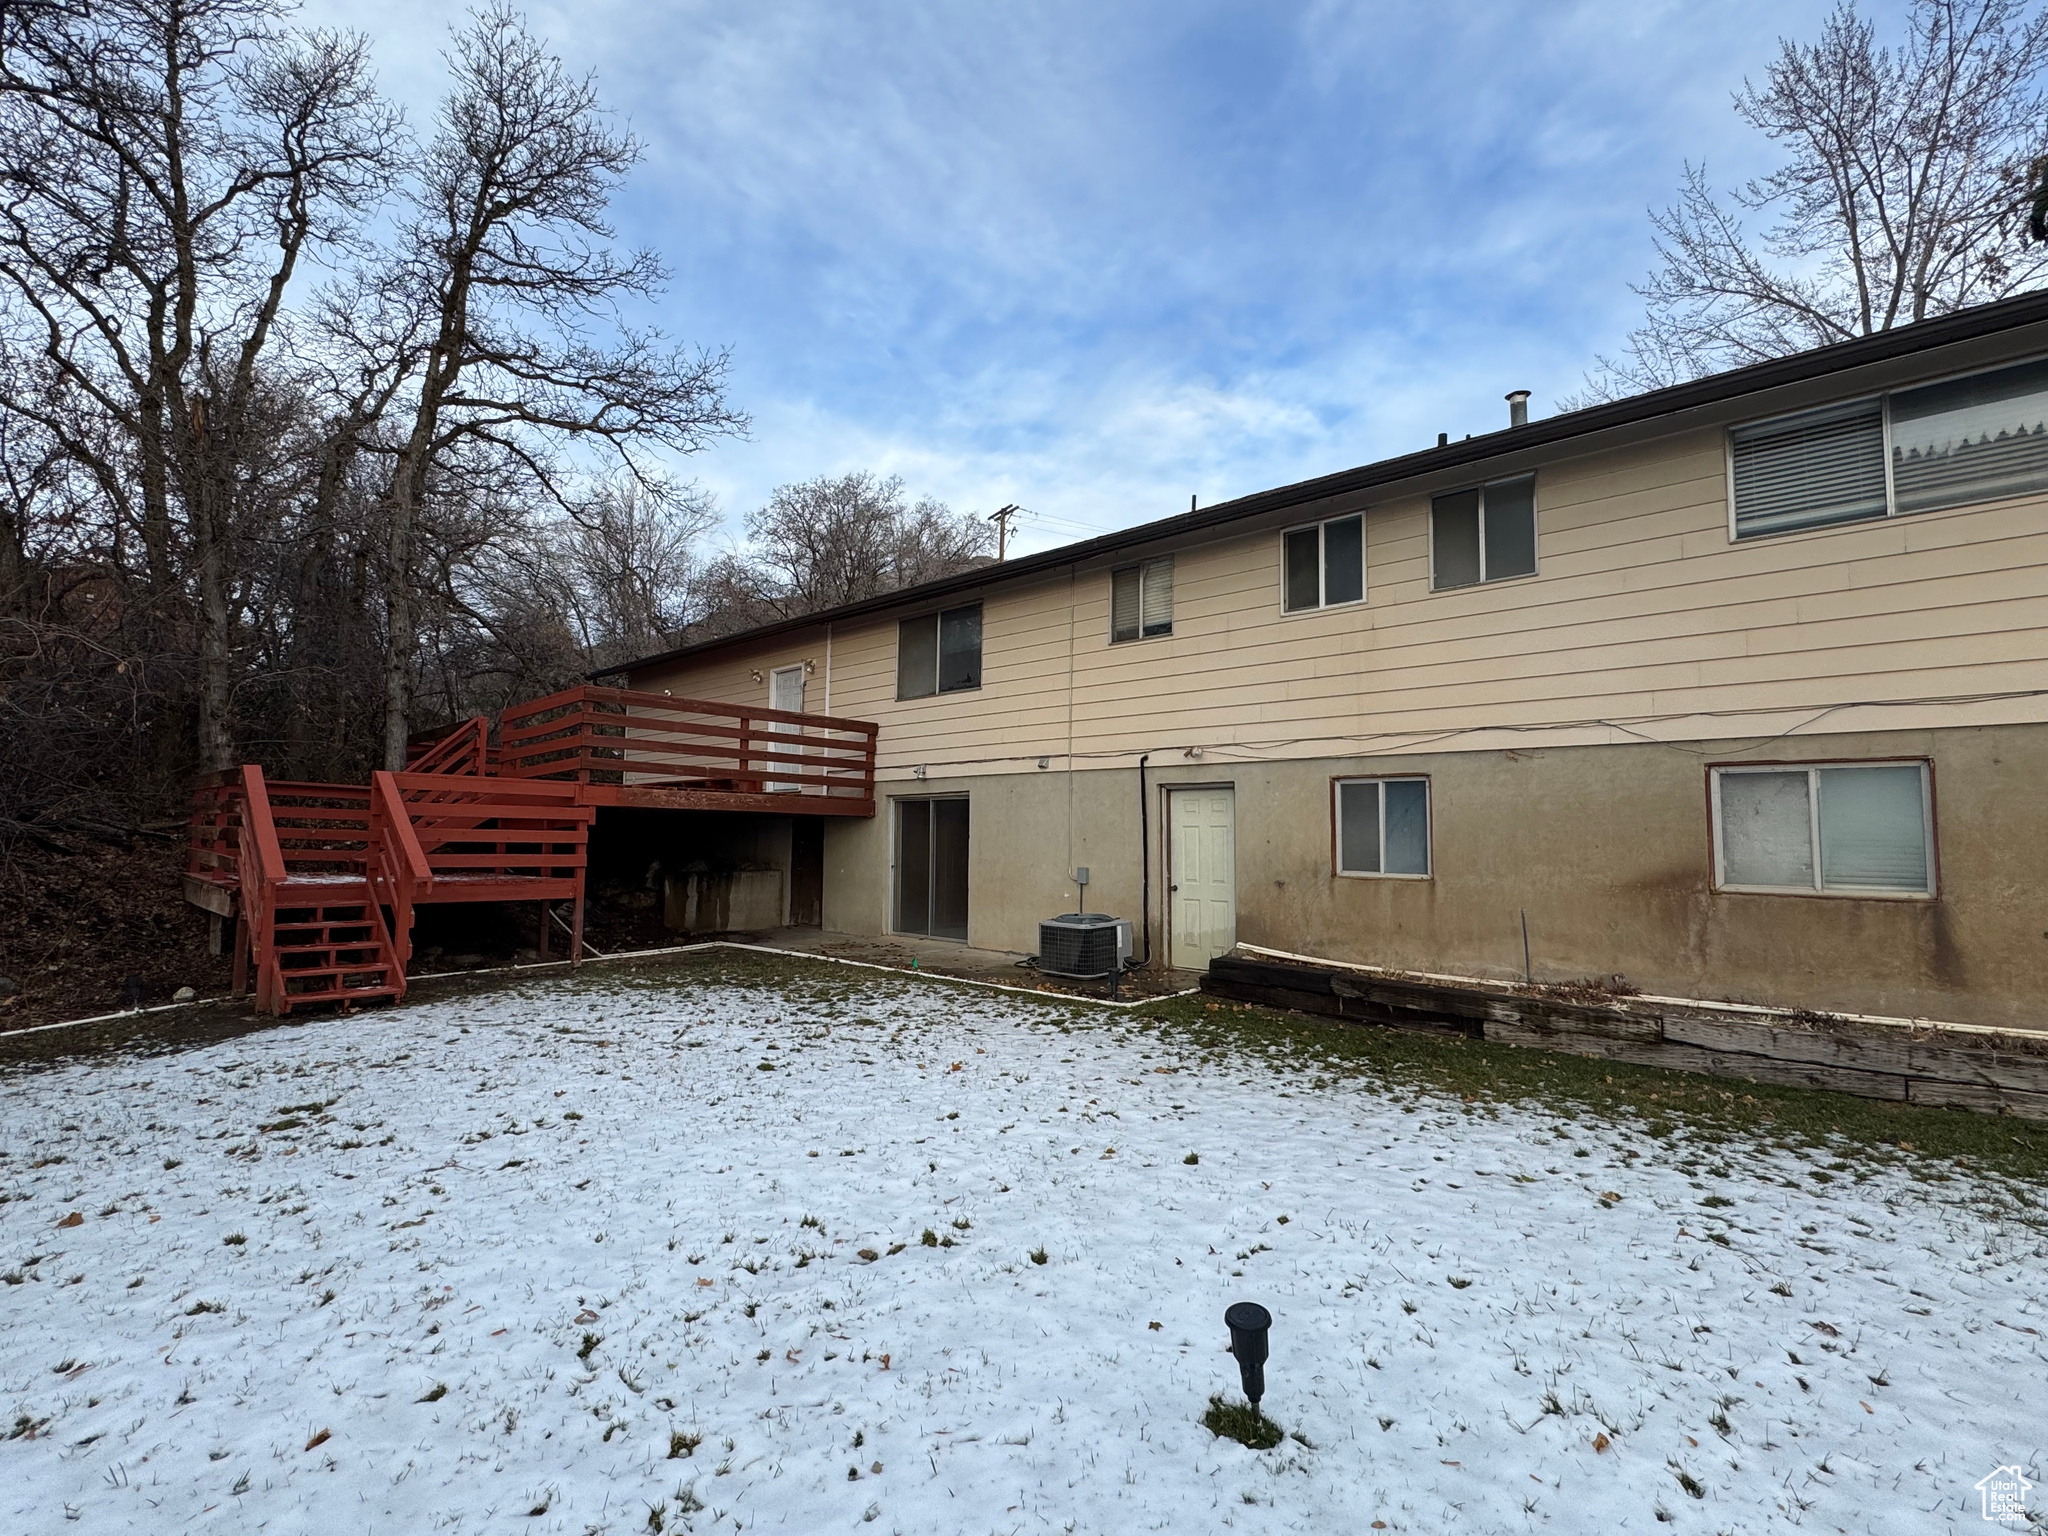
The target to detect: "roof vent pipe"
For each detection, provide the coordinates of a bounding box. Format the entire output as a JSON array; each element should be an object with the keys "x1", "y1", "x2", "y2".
[{"x1": 1506, "y1": 390, "x2": 1531, "y2": 428}]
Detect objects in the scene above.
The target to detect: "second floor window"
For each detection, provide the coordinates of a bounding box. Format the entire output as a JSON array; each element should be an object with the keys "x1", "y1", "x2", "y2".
[
  {"x1": 1432, "y1": 475, "x2": 1536, "y2": 589},
  {"x1": 1111, "y1": 557, "x2": 1173, "y2": 641},
  {"x1": 1730, "y1": 356, "x2": 2048, "y2": 538},
  {"x1": 1283, "y1": 514, "x2": 1364, "y2": 611},
  {"x1": 897, "y1": 603, "x2": 982, "y2": 699}
]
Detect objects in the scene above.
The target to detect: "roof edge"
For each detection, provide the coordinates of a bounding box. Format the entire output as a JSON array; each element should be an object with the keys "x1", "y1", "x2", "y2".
[{"x1": 597, "y1": 287, "x2": 2048, "y2": 678}]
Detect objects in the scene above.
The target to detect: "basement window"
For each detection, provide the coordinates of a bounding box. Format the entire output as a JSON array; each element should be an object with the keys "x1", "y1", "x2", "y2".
[
  {"x1": 897, "y1": 603, "x2": 982, "y2": 699},
  {"x1": 1282, "y1": 514, "x2": 1365, "y2": 612},
  {"x1": 1334, "y1": 777, "x2": 1431, "y2": 878},
  {"x1": 1710, "y1": 762, "x2": 1934, "y2": 897},
  {"x1": 1110, "y1": 556, "x2": 1174, "y2": 642},
  {"x1": 1430, "y1": 476, "x2": 1536, "y2": 589}
]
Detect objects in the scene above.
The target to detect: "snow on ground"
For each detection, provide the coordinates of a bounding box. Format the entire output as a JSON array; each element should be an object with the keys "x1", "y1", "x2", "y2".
[{"x1": 1, "y1": 959, "x2": 2044, "y2": 1534}]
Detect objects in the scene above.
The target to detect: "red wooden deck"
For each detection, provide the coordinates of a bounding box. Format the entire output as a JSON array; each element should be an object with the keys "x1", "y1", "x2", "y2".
[
  {"x1": 185, "y1": 684, "x2": 879, "y2": 1014},
  {"x1": 498, "y1": 685, "x2": 878, "y2": 815}
]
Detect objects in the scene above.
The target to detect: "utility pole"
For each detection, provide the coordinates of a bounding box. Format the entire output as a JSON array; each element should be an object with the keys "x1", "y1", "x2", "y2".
[{"x1": 989, "y1": 503, "x2": 1020, "y2": 561}]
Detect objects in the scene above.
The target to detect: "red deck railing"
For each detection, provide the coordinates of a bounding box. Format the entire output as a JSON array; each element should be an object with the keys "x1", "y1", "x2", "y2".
[{"x1": 498, "y1": 684, "x2": 878, "y2": 808}]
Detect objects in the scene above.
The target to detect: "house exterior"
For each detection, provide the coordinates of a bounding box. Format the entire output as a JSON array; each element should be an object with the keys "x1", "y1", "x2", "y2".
[{"x1": 607, "y1": 291, "x2": 2048, "y2": 1031}]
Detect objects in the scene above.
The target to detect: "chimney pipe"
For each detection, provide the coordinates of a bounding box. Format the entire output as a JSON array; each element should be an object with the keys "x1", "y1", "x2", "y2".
[{"x1": 1506, "y1": 390, "x2": 1531, "y2": 429}]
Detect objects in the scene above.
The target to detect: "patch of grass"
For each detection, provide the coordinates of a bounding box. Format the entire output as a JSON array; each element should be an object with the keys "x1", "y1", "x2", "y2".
[
  {"x1": 919, "y1": 1229, "x2": 939, "y2": 1248},
  {"x1": 1183, "y1": 1152, "x2": 1199, "y2": 1164},
  {"x1": 1029, "y1": 1247, "x2": 1048, "y2": 1265},
  {"x1": 1129, "y1": 988, "x2": 2048, "y2": 1189},
  {"x1": 1201, "y1": 1395, "x2": 1283, "y2": 1450},
  {"x1": 418, "y1": 1383, "x2": 447, "y2": 1403},
  {"x1": 668, "y1": 1430, "x2": 701, "y2": 1459},
  {"x1": 221, "y1": 1233, "x2": 245, "y2": 1246}
]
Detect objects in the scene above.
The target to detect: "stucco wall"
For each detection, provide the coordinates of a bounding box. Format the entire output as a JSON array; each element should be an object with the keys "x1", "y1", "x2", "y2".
[{"x1": 810, "y1": 723, "x2": 2045, "y2": 1029}]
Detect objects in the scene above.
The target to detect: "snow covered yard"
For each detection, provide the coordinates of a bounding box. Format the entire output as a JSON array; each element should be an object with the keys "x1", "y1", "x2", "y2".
[{"x1": 2, "y1": 956, "x2": 2044, "y2": 1535}]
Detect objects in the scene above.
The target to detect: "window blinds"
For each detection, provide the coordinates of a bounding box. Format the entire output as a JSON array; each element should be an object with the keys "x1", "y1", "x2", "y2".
[
  {"x1": 1112, "y1": 558, "x2": 1172, "y2": 640},
  {"x1": 1729, "y1": 398, "x2": 1887, "y2": 537}
]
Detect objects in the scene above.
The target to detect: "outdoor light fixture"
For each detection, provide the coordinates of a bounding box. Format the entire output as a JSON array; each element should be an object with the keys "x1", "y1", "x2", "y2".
[
  {"x1": 913, "y1": 764, "x2": 928, "y2": 780},
  {"x1": 1224, "y1": 1302, "x2": 1272, "y2": 1412},
  {"x1": 803, "y1": 658, "x2": 816, "y2": 675},
  {"x1": 749, "y1": 669, "x2": 763, "y2": 683}
]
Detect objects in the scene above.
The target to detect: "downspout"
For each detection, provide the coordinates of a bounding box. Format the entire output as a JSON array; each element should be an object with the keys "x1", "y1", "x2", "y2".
[
  {"x1": 823, "y1": 624, "x2": 832, "y2": 714},
  {"x1": 1137, "y1": 752, "x2": 1152, "y2": 966}
]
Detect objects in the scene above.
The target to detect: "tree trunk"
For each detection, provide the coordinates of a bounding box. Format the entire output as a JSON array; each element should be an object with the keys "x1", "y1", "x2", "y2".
[{"x1": 381, "y1": 483, "x2": 416, "y2": 770}]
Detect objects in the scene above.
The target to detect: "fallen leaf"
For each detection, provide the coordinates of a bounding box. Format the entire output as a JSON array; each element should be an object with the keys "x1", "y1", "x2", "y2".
[
  {"x1": 1372, "y1": 1525, "x2": 1388, "y2": 1531},
  {"x1": 879, "y1": 1353, "x2": 890, "y2": 1371},
  {"x1": 56, "y1": 1212, "x2": 83, "y2": 1229},
  {"x1": 304, "y1": 1428, "x2": 330, "y2": 1451},
  {"x1": 1686, "y1": 1435, "x2": 1697, "y2": 1447},
  {"x1": 574, "y1": 1310, "x2": 599, "y2": 1324},
  {"x1": 870, "y1": 1460, "x2": 883, "y2": 1474},
  {"x1": 857, "y1": 1249, "x2": 879, "y2": 1262},
  {"x1": 1810, "y1": 1320, "x2": 1840, "y2": 1337},
  {"x1": 696, "y1": 1277, "x2": 714, "y2": 1288},
  {"x1": 1592, "y1": 1433, "x2": 1611, "y2": 1453},
  {"x1": 1860, "y1": 1400, "x2": 1874, "y2": 1414},
  {"x1": 784, "y1": 1349, "x2": 801, "y2": 1363},
  {"x1": 148, "y1": 1214, "x2": 160, "y2": 1224},
  {"x1": 490, "y1": 1328, "x2": 506, "y2": 1337}
]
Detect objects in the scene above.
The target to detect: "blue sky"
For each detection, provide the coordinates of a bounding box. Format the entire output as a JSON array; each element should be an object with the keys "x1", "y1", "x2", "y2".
[{"x1": 306, "y1": 0, "x2": 1870, "y2": 557}]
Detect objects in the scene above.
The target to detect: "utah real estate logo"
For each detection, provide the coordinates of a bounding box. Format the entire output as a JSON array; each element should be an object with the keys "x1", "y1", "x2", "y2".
[{"x1": 1976, "y1": 1465, "x2": 2034, "y2": 1522}]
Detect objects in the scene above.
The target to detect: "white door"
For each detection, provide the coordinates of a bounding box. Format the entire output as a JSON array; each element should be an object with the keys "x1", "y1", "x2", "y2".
[
  {"x1": 766, "y1": 666, "x2": 805, "y2": 791},
  {"x1": 1169, "y1": 787, "x2": 1235, "y2": 968}
]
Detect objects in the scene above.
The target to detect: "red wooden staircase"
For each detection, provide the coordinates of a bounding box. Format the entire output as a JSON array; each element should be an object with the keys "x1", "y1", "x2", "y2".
[
  {"x1": 185, "y1": 687, "x2": 878, "y2": 1016},
  {"x1": 188, "y1": 760, "x2": 593, "y2": 1015}
]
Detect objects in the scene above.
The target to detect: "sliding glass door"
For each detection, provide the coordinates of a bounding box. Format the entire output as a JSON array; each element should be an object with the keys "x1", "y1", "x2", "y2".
[{"x1": 895, "y1": 797, "x2": 968, "y2": 940}]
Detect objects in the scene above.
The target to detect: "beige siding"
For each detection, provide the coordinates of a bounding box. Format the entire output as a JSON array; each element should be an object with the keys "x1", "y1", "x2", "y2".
[{"x1": 636, "y1": 423, "x2": 2048, "y2": 777}]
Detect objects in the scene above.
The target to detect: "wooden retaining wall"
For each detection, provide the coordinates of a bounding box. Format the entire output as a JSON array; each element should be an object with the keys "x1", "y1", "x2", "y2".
[{"x1": 1200, "y1": 953, "x2": 2048, "y2": 1121}]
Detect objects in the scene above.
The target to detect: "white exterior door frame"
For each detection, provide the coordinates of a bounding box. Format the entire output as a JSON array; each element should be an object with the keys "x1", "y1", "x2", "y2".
[
  {"x1": 766, "y1": 664, "x2": 806, "y2": 792},
  {"x1": 1166, "y1": 784, "x2": 1236, "y2": 970}
]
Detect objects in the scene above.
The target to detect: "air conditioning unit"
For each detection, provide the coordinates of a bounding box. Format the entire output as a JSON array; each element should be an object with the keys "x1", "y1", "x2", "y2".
[{"x1": 1037, "y1": 913, "x2": 1132, "y2": 978}]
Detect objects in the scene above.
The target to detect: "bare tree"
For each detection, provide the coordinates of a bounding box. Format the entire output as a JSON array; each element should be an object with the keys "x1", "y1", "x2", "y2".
[
  {"x1": 0, "y1": 0, "x2": 399, "y2": 765},
  {"x1": 1580, "y1": 0, "x2": 2048, "y2": 402},
  {"x1": 729, "y1": 471, "x2": 994, "y2": 620},
  {"x1": 376, "y1": 6, "x2": 744, "y2": 766},
  {"x1": 552, "y1": 476, "x2": 717, "y2": 665}
]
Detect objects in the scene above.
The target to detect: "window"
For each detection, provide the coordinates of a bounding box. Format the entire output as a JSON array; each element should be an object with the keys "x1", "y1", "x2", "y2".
[
  {"x1": 897, "y1": 603, "x2": 981, "y2": 699},
  {"x1": 1430, "y1": 476, "x2": 1536, "y2": 589},
  {"x1": 1334, "y1": 777, "x2": 1430, "y2": 877},
  {"x1": 1710, "y1": 762, "x2": 1934, "y2": 897},
  {"x1": 1892, "y1": 356, "x2": 2048, "y2": 514},
  {"x1": 1283, "y1": 514, "x2": 1365, "y2": 612},
  {"x1": 1730, "y1": 356, "x2": 2048, "y2": 538},
  {"x1": 1111, "y1": 557, "x2": 1173, "y2": 641}
]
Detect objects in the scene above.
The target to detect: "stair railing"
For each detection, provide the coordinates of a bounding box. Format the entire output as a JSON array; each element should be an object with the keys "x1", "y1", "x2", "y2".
[
  {"x1": 368, "y1": 769, "x2": 434, "y2": 988},
  {"x1": 236, "y1": 765, "x2": 288, "y2": 1013},
  {"x1": 406, "y1": 716, "x2": 492, "y2": 776}
]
